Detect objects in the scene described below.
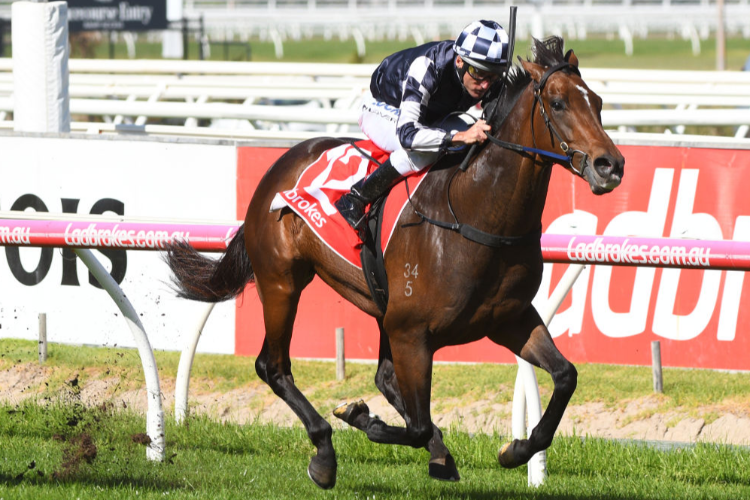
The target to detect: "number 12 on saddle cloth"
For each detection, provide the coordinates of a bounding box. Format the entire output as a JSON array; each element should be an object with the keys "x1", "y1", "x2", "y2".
[{"x1": 270, "y1": 140, "x2": 430, "y2": 269}]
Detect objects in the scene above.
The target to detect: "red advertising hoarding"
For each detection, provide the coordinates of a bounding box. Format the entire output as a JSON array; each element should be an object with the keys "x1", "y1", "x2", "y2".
[{"x1": 235, "y1": 144, "x2": 750, "y2": 370}]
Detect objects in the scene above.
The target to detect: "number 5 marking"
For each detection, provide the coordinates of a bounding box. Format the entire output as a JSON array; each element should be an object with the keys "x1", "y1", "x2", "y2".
[{"x1": 404, "y1": 263, "x2": 418, "y2": 296}]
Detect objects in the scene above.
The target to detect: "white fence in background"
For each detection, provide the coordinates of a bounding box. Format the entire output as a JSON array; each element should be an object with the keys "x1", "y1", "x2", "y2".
[
  {"x1": 185, "y1": 1, "x2": 750, "y2": 56},
  {"x1": 0, "y1": 58, "x2": 748, "y2": 139},
  {"x1": 2, "y1": 0, "x2": 750, "y2": 57}
]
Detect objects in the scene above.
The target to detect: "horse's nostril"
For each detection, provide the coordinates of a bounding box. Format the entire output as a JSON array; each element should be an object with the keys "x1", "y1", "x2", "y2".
[{"x1": 594, "y1": 156, "x2": 614, "y2": 175}]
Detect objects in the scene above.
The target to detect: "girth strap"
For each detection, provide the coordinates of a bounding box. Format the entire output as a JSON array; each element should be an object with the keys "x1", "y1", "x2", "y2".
[
  {"x1": 404, "y1": 207, "x2": 542, "y2": 248},
  {"x1": 460, "y1": 222, "x2": 542, "y2": 247}
]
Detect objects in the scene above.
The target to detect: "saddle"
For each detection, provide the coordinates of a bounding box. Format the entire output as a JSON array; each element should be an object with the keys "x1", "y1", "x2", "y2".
[{"x1": 269, "y1": 139, "x2": 462, "y2": 316}]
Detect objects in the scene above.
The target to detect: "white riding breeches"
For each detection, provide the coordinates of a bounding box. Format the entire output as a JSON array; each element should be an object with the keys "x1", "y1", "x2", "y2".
[{"x1": 359, "y1": 91, "x2": 442, "y2": 176}]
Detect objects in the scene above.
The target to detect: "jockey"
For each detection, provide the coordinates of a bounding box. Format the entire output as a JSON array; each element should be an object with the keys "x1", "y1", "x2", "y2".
[{"x1": 335, "y1": 19, "x2": 510, "y2": 230}]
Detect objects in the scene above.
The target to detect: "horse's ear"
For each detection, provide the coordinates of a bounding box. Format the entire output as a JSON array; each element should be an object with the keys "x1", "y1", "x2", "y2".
[
  {"x1": 520, "y1": 59, "x2": 545, "y2": 83},
  {"x1": 565, "y1": 49, "x2": 579, "y2": 68}
]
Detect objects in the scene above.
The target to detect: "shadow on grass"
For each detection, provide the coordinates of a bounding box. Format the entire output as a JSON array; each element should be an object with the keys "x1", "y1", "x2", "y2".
[
  {"x1": 168, "y1": 440, "x2": 262, "y2": 457},
  {"x1": 361, "y1": 483, "x2": 626, "y2": 500},
  {"x1": 0, "y1": 472, "x2": 28, "y2": 485},
  {"x1": 0, "y1": 472, "x2": 188, "y2": 491}
]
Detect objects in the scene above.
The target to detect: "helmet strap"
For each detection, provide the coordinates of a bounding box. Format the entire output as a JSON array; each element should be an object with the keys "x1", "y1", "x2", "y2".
[{"x1": 455, "y1": 56, "x2": 469, "y2": 94}]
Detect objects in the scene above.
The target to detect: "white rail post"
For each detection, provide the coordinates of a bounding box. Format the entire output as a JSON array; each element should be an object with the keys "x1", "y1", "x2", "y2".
[
  {"x1": 513, "y1": 263, "x2": 585, "y2": 487},
  {"x1": 163, "y1": 0, "x2": 184, "y2": 59},
  {"x1": 11, "y1": 0, "x2": 70, "y2": 133},
  {"x1": 175, "y1": 302, "x2": 216, "y2": 424},
  {"x1": 38, "y1": 313, "x2": 47, "y2": 364},
  {"x1": 652, "y1": 340, "x2": 663, "y2": 393},
  {"x1": 73, "y1": 248, "x2": 165, "y2": 462},
  {"x1": 512, "y1": 357, "x2": 545, "y2": 486},
  {"x1": 335, "y1": 327, "x2": 345, "y2": 381}
]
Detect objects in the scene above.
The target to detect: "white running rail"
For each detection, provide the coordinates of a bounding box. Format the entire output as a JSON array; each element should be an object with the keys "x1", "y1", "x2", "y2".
[{"x1": 0, "y1": 59, "x2": 748, "y2": 138}]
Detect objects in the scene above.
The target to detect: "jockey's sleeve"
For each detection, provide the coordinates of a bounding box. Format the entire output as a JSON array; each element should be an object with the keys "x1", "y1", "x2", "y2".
[{"x1": 395, "y1": 55, "x2": 448, "y2": 152}]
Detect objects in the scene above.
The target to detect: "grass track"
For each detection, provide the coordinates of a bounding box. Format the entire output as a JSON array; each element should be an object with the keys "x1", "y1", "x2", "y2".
[
  {"x1": 3, "y1": 339, "x2": 750, "y2": 498},
  {"x1": 3, "y1": 338, "x2": 750, "y2": 416},
  {"x1": 1, "y1": 401, "x2": 750, "y2": 499}
]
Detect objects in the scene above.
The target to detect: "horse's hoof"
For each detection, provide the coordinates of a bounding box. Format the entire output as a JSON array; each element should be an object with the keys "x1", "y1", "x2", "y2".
[
  {"x1": 307, "y1": 454, "x2": 337, "y2": 490},
  {"x1": 498, "y1": 440, "x2": 521, "y2": 469},
  {"x1": 428, "y1": 453, "x2": 460, "y2": 482},
  {"x1": 333, "y1": 399, "x2": 369, "y2": 425}
]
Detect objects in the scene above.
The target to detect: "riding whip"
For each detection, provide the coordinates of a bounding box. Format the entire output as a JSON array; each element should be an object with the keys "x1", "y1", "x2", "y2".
[{"x1": 459, "y1": 5, "x2": 518, "y2": 172}]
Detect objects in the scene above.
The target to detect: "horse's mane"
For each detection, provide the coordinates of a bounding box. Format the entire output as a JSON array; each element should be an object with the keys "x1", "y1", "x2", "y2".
[{"x1": 485, "y1": 36, "x2": 567, "y2": 129}]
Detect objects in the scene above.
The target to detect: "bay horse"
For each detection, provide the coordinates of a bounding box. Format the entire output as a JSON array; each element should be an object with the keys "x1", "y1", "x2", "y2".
[{"x1": 166, "y1": 36, "x2": 624, "y2": 489}]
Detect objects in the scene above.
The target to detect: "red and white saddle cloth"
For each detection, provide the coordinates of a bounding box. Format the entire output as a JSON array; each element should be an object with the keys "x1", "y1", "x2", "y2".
[{"x1": 269, "y1": 140, "x2": 431, "y2": 268}]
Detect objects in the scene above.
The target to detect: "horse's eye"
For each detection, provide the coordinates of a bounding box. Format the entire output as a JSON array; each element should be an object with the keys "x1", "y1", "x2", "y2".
[{"x1": 550, "y1": 100, "x2": 565, "y2": 112}]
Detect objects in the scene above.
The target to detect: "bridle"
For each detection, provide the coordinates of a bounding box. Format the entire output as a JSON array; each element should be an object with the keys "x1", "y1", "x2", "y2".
[
  {"x1": 484, "y1": 60, "x2": 589, "y2": 178},
  {"x1": 532, "y1": 61, "x2": 589, "y2": 176}
]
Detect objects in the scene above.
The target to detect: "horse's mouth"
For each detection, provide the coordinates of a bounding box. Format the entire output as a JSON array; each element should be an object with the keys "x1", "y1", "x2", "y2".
[{"x1": 582, "y1": 160, "x2": 622, "y2": 195}]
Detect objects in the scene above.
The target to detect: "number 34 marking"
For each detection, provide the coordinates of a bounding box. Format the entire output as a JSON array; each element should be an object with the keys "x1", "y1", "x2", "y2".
[{"x1": 404, "y1": 263, "x2": 418, "y2": 296}]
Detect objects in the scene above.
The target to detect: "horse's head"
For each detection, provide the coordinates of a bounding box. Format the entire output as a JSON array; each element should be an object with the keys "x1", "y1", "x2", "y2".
[{"x1": 518, "y1": 39, "x2": 624, "y2": 194}]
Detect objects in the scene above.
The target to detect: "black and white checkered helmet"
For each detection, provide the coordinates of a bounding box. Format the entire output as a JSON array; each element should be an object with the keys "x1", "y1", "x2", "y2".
[{"x1": 453, "y1": 20, "x2": 509, "y2": 74}]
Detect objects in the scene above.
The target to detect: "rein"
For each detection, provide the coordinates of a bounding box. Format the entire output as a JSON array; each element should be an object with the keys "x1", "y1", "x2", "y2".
[{"x1": 404, "y1": 61, "x2": 584, "y2": 248}]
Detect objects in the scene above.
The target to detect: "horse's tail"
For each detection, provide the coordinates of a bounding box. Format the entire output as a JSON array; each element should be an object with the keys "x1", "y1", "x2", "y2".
[{"x1": 165, "y1": 225, "x2": 254, "y2": 302}]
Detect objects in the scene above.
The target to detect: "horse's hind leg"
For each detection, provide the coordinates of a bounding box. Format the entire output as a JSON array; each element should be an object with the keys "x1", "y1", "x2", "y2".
[
  {"x1": 334, "y1": 326, "x2": 459, "y2": 481},
  {"x1": 254, "y1": 270, "x2": 336, "y2": 489},
  {"x1": 489, "y1": 307, "x2": 577, "y2": 469},
  {"x1": 373, "y1": 331, "x2": 459, "y2": 482},
  {"x1": 332, "y1": 327, "x2": 438, "y2": 466}
]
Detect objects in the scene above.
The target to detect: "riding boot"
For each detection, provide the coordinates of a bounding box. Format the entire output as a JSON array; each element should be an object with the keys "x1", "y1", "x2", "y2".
[{"x1": 335, "y1": 159, "x2": 402, "y2": 229}]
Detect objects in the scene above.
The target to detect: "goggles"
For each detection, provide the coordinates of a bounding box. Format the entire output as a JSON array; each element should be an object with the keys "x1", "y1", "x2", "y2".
[{"x1": 466, "y1": 64, "x2": 501, "y2": 84}]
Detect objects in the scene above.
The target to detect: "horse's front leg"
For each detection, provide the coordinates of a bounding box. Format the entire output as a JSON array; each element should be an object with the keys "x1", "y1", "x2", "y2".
[
  {"x1": 488, "y1": 307, "x2": 578, "y2": 468},
  {"x1": 334, "y1": 327, "x2": 459, "y2": 481}
]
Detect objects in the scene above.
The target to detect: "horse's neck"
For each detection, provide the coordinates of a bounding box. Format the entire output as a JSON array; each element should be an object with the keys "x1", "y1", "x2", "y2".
[{"x1": 454, "y1": 85, "x2": 551, "y2": 237}]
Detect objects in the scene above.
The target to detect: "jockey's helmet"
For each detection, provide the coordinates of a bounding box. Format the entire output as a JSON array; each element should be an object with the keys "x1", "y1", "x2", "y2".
[{"x1": 453, "y1": 20, "x2": 509, "y2": 75}]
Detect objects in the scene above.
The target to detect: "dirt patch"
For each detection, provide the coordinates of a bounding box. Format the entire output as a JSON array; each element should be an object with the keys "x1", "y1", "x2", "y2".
[
  {"x1": 53, "y1": 433, "x2": 98, "y2": 480},
  {"x1": 131, "y1": 433, "x2": 152, "y2": 445},
  {"x1": 0, "y1": 363, "x2": 53, "y2": 402},
  {"x1": 3, "y1": 362, "x2": 750, "y2": 446}
]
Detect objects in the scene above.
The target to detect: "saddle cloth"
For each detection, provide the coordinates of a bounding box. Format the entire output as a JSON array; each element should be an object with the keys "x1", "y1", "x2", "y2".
[{"x1": 269, "y1": 140, "x2": 430, "y2": 268}]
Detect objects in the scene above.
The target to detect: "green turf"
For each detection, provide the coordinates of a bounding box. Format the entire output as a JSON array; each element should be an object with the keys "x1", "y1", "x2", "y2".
[
  {"x1": 3, "y1": 338, "x2": 750, "y2": 497},
  {"x1": 2, "y1": 338, "x2": 750, "y2": 419},
  {"x1": 1, "y1": 399, "x2": 749, "y2": 499},
  {"x1": 59, "y1": 35, "x2": 750, "y2": 71}
]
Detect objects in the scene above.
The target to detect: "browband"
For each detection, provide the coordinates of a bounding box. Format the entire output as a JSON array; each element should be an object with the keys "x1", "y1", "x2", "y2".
[{"x1": 534, "y1": 62, "x2": 581, "y2": 92}]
